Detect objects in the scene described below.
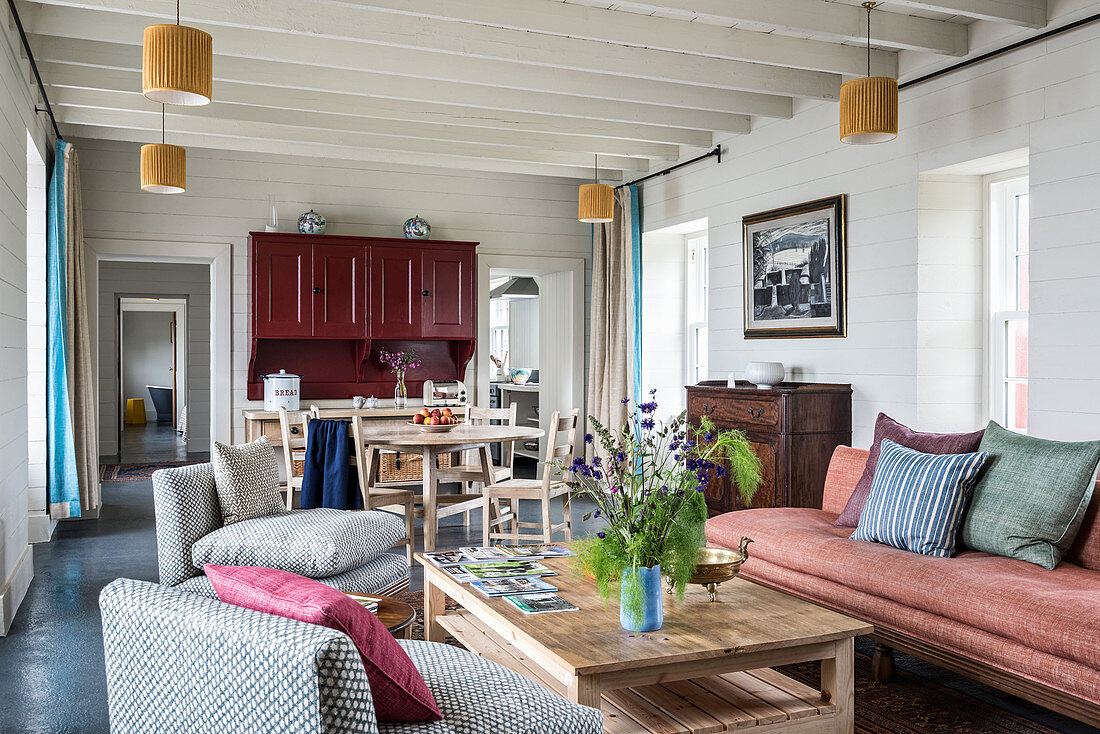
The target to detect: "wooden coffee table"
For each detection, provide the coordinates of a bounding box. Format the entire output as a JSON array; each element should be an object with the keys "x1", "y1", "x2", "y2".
[{"x1": 418, "y1": 554, "x2": 872, "y2": 733}]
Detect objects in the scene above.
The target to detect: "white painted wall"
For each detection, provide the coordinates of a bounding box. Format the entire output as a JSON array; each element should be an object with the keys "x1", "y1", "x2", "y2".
[
  {"x1": 75, "y1": 138, "x2": 591, "y2": 442},
  {"x1": 97, "y1": 262, "x2": 210, "y2": 454},
  {"x1": 0, "y1": 5, "x2": 52, "y2": 633},
  {"x1": 508, "y1": 298, "x2": 539, "y2": 370},
  {"x1": 121, "y1": 310, "x2": 174, "y2": 421},
  {"x1": 25, "y1": 135, "x2": 50, "y2": 545},
  {"x1": 640, "y1": 14, "x2": 1100, "y2": 446}
]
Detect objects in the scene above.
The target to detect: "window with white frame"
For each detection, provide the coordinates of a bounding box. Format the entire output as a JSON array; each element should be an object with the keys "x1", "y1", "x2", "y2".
[
  {"x1": 686, "y1": 233, "x2": 709, "y2": 383},
  {"x1": 987, "y1": 174, "x2": 1029, "y2": 432},
  {"x1": 490, "y1": 297, "x2": 510, "y2": 366}
]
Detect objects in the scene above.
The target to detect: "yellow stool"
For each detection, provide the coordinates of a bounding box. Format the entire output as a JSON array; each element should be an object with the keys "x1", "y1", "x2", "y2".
[{"x1": 125, "y1": 398, "x2": 147, "y2": 425}]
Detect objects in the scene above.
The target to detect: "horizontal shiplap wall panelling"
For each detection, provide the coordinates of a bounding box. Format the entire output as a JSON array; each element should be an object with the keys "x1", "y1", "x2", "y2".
[
  {"x1": 75, "y1": 139, "x2": 590, "y2": 442},
  {"x1": 97, "y1": 262, "x2": 210, "y2": 454},
  {"x1": 0, "y1": 0, "x2": 52, "y2": 632},
  {"x1": 641, "y1": 15, "x2": 1100, "y2": 446}
]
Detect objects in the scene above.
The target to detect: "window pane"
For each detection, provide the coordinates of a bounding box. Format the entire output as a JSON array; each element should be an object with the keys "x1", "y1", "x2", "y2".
[
  {"x1": 1005, "y1": 319, "x2": 1028, "y2": 378},
  {"x1": 1015, "y1": 254, "x2": 1029, "y2": 310},
  {"x1": 1015, "y1": 193, "x2": 1029, "y2": 254},
  {"x1": 1005, "y1": 381, "x2": 1028, "y2": 433}
]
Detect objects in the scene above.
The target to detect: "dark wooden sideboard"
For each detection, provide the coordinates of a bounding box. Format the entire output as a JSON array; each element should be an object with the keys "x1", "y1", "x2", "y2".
[{"x1": 686, "y1": 381, "x2": 852, "y2": 515}]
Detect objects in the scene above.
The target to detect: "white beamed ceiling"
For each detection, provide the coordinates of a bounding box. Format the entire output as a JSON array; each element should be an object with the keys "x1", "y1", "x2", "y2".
[{"x1": 17, "y1": 0, "x2": 1048, "y2": 180}]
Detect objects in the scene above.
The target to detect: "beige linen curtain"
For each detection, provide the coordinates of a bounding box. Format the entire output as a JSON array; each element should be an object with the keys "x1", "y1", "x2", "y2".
[{"x1": 587, "y1": 186, "x2": 635, "y2": 452}]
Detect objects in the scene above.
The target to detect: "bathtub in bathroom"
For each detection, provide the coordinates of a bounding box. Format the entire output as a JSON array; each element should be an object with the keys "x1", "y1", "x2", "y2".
[{"x1": 146, "y1": 386, "x2": 174, "y2": 424}]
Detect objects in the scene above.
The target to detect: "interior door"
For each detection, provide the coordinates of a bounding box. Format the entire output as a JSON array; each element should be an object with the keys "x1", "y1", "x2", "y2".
[
  {"x1": 255, "y1": 241, "x2": 312, "y2": 337},
  {"x1": 422, "y1": 247, "x2": 475, "y2": 338},
  {"x1": 312, "y1": 244, "x2": 366, "y2": 337},
  {"x1": 370, "y1": 245, "x2": 421, "y2": 338}
]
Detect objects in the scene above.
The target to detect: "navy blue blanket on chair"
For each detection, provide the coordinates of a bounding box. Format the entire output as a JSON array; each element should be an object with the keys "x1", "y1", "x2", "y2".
[{"x1": 300, "y1": 419, "x2": 363, "y2": 510}]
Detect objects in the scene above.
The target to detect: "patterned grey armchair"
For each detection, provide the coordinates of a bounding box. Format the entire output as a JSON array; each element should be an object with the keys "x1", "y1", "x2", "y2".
[
  {"x1": 151, "y1": 463, "x2": 409, "y2": 597},
  {"x1": 101, "y1": 579, "x2": 603, "y2": 734}
]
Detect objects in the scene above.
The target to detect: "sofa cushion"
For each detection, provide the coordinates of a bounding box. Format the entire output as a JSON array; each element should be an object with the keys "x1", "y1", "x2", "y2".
[
  {"x1": 961, "y1": 421, "x2": 1100, "y2": 569},
  {"x1": 396, "y1": 639, "x2": 603, "y2": 734},
  {"x1": 707, "y1": 508, "x2": 1100, "y2": 669},
  {"x1": 211, "y1": 437, "x2": 286, "y2": 525},
  {"x1": 192, "y1": 508, "x2": 405, "y2": 578},
  {"x1": 179, "y1": 551, "x2": 410, "y2": 599},
  {"x1": 207, "y1": 565, "x2": 442, "y2": 723},
  {"x1": 1066, "y1": 485, "x2": 1100, "y2": 571},
  {"x1": 836, "y1": 413, "x2": 984, "y2": 527},
  {"x1": 851, "y1": 440, "x2": 987, "y2": 557}
]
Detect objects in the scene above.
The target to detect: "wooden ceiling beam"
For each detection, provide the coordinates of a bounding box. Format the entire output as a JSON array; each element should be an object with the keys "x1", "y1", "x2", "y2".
[
  {"x1": 611, "y1": 0, "x2": 969, "y2": 56},
  {"x1": 49, "y1": 86, "x2": 684, "y2": 160},
  {"x1": 28, "y1": 2, "x2": 840, "y2": 99},
  {"x1": 55, "y1": 106, "x2": 654, "y2": 172},
  {"x1": 888, "y1": 0, "x2": 1046, "y2": 28},
  {"x1": 32, "y1": 35, "x2": 781, "y2": 125},
  {"x1": 40, "y1": 61, "x2": 717, "y2": 147}
]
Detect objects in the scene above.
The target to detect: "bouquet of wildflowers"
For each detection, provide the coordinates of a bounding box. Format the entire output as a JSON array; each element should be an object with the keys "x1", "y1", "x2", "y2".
[
  {"x1": 564, "y1": 390, "x2": 762, "y2": 617},
  {"x1": 378, "y1": 349, "x2": 422, "y2": 375}
]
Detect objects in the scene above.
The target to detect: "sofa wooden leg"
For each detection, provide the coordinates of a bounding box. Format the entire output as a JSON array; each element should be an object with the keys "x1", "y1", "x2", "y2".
[{"x1": 872, "y1": 643, "x2": 895, "y2": 683}]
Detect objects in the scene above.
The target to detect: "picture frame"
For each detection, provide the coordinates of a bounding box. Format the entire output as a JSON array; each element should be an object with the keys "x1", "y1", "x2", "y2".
[{"x1": 742, "y1": 194, "x2": 847, "y2": 339}]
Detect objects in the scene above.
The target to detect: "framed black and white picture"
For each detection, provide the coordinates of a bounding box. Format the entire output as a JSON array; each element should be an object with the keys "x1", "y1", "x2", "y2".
[{"x1": 742, "y1": 195, "x2": 847, "y2": 339}]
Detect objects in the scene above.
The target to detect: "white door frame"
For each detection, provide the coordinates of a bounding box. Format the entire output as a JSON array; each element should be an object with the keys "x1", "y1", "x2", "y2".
[
  {"x1": 119, "y1": 298, "x2": 188, "y2": 427},
  {"x1": 86, "y1": 238, "x2": 233, "y2": 452},
  {"x1": 476, "y1": 253, "x2": 585, "y2": 421}
]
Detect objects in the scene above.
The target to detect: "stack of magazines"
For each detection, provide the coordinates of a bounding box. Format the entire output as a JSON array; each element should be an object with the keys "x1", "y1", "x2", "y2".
[
  {"x1": 344, "y1": 593, "x2": 380, "y2": 614},
  {"x1": 423, "y1": 546, "x2": 578, "y2": 614}
]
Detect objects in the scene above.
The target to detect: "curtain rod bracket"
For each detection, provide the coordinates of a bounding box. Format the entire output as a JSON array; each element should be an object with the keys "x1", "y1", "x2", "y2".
[{"x1": 616, "y1": 145, "x2": 722, "y2": 189}]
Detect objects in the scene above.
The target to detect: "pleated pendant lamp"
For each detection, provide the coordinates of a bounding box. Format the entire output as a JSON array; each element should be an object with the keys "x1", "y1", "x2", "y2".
[
  {"x1": 143, "y1": 0, "x2": 212, "y2": 106},
  {"x1": 141, "y1": 106, "x2": 186, "y2": 194},
  {"x1": 839, "y1": 3, "x2": 898, "y2": 145},
  {"x1": 578, "y1": 154, "x2": 614, "y2": 223}
]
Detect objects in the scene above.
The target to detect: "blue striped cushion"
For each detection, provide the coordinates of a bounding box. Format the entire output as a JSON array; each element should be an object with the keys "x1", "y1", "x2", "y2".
[{"x1": 851, "y1": 439, "x2": 988, "y2": 557}]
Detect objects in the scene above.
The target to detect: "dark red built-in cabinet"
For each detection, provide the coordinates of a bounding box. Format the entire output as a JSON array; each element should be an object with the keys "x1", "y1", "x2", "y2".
[{"x1": 248, "y1": 232, "x2": 477, "y2": 400}]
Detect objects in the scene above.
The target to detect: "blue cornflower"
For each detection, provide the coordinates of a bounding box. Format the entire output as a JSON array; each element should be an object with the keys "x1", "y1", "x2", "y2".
[
  {"x1": 592, "y1": 456, "x2": 602, "y2": 467},
  {"x1": 593, "y1": 509, "x2": 601, "y2": 518},
  {"x1": 597, "y1": 531, "x2": 606, "y2": 538},
  {"x1": 641, "y1": 418, "x2": 655, "y2": 431},
  {"x1": 584, "y1": 433, "x2": 594, "y2": 444},
  {"x1": 716, "y1": 466, "x2": 728, "y2": 478},
  {"x1": 703, "y1": 432, "x2": 715, "y2": 443},
  {"x1": 621, "y1": 397, "x2": 631, "y2": 405},
  {"x1": 639, "y1": 401, "x2": 658, "y2": 414}
]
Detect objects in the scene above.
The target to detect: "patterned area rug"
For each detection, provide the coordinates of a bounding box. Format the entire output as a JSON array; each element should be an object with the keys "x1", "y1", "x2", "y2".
[
  {"x1": 100, "y1": 462, "x2": 195, "y2": 481},
  {"x1": 393, "y1": 590, "x2": 1064, "y2": 734}
]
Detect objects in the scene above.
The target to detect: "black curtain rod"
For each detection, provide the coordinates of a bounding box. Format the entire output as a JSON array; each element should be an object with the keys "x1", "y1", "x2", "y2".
[
  {"x1": 7, "y1": 0, "x2": 63, "y2": 140},
  {"x1": 615, "y1": 145, "x2": 721, "y2": 189},
  {"x1": 900, "y1": 11, "x2": 1100, "y2": 90}
]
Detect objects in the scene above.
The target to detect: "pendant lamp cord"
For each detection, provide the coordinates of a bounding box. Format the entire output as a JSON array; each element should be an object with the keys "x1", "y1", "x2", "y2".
[
  {"x1": 593, "y1": 154, "x2": 598, "y2": 184},
  {"x1": 863, "y1": 2, "x2": 877, "y2": 78},
  {"x1": 176, "y1": 0, "x2": 180, "y2": 25},
  {"x1": 161, "y1": 104, "x2": 165, "y2": 144}
]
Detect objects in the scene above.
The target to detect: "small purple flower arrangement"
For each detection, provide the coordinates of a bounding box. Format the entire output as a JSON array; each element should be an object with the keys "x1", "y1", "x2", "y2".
[
  {"x1": 562, "y1": 390, "x2": 762, "y2": 621},
  {"x1": 378, "y1": 349, "x2": 422, "y2": 375}
]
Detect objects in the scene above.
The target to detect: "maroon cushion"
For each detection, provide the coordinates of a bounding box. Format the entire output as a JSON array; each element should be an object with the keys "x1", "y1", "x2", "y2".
[
  {"x1": 205, "y1": 565, "x2": 441, "y2": 722},
  {"x1": 834, "y1": 413, "x2": 984, "y2": 527}
]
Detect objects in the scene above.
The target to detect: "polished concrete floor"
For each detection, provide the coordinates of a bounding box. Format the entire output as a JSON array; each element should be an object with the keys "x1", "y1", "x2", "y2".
[
  {"x1": 100, "y1": 422, "x2": 194, "y2": 465},
  {"x1": 0, "y1": 464, "x2": 1091, "y2": 733}
]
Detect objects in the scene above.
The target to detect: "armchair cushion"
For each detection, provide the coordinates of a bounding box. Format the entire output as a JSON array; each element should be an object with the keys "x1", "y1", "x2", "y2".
[
  {"x1": 212, "y1": 437, "x2": 287, "y2": 524},
  {"x1": 178, "y1": 551, "x2": 410, "y2": 598},
  {"x1": 192, "y1": 508, "x2": 405, "y2": 578},
  {"x1": 396, "y1": 640, "x2": 602, "y2": 734},
  {"x1": 207, "y1": 565, "x2": 441, "y2": 723},
  {"x1": 152, "y1": 462, "x2": 223, "y2": 587}
]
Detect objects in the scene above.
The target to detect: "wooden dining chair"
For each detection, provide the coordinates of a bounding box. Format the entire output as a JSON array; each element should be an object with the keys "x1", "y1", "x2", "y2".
[
  {"x1": 446, "y1": 403, "x2": 518, "y2": 526},
  {"x1": 481, "y1": 408, "x2": 580, "y2": 545},
  {"x1": 280, "y1": 406, "x2": 414, "y2": 566},
  {"x1": 277, "y1": 406, "x2": 310, "y2": 510}
]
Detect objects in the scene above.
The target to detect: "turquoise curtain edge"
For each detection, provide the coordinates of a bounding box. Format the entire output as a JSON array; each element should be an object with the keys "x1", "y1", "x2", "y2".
[
  {"x1": 629, "y1": 184, "x2": 642, "y2": 402},
  {"x1": 46, "y1": 139, "x2": 82, "y2": 518}
]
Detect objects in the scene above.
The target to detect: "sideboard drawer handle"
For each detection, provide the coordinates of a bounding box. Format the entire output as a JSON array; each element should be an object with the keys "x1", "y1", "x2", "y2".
[
  {"x1": 702, "y1": 403, "x2": 715, "y2": 415},
  {"x1": 748, "y1": 407, "x2": 763, "y2": 419}
]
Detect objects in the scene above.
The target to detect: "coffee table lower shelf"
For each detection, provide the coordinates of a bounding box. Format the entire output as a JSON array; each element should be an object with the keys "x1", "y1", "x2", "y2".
[{"x1": 437, "y1": 611, "x2": 838, "y2": 734}]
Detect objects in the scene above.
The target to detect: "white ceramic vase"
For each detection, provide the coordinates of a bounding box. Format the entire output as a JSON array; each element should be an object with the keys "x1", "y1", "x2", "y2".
[{"x1": 745, "y1": 362, "x2": 785, "y2": 389}]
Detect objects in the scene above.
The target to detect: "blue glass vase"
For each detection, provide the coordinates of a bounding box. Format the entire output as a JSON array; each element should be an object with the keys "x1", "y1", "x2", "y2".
[{"x1": 620, "y1": 565, "x2": 664, "y2": 632}]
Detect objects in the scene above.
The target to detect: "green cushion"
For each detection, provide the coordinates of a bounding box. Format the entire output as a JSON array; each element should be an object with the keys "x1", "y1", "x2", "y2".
[{"x1": 960, "y1": 421, "x2": 1100, "y2": 569}]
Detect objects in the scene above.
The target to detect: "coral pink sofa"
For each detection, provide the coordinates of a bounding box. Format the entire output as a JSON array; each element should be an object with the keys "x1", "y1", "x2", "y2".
[{"x1": 706, "y1": 446, "x2": 1100, "y2": 727}]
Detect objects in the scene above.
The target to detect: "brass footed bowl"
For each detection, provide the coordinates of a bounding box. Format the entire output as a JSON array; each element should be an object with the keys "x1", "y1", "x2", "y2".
[{"x1": 668, "y1": 538, "x2": 753, "y2": 602}]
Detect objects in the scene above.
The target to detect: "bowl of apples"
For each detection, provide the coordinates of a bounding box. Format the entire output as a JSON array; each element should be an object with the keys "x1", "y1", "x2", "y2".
[{"x1": 410, "y1": 407, "x2": 463, "y2": 432}]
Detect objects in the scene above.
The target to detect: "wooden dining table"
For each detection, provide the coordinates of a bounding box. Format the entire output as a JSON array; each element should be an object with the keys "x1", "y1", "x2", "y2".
[{"x1": 358, "y1": 423, "x2": 544, "y2": 551}]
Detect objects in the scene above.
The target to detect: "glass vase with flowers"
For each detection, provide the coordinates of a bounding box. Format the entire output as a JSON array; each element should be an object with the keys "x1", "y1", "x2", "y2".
[
  {"x1": 563, "y1": 391, "x2": 762, "y2": 631},
  {"x1": 378, "y1": 349, "x2": 422, "y2": 409}
]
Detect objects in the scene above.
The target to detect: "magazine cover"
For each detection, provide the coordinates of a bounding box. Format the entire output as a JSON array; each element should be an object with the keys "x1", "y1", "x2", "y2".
[
  {"x1": 458, "y1": 546, "x2": 512, "y2": 563},
  {"x1": 440, "y1": 565, "x2": 476, "y2": 583},
  {"x1": 423, "y1": 550, "x2": 468, "y2": 568},
  {"x1": 503, "y1": 593, "x2": 578, "y2": 615},
  {"x1": 465, "y1": 560, "x2": 556, "y2": 580},
  {"x1": 470, "y1": 577, "x2": 558, "y2": 597},
  {"x1": 520, "y1": 544, "x2": 576, "y2": 558}
]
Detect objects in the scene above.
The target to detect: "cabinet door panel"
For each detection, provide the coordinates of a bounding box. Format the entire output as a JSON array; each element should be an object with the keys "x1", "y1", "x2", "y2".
[
  {"x1": 313, "y1": 245, "x2": 366, "y2": 337},
  {"x1": 255, "y1": 242, "x2": 311, "y2": 337},
  {"x1": 370, "y1": 246, "x2": 421, "y2": 338},
  {"x1": 422, "y1": 248, "x2": 475, "y2": 338}
]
